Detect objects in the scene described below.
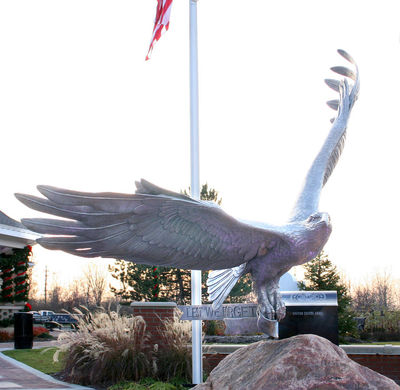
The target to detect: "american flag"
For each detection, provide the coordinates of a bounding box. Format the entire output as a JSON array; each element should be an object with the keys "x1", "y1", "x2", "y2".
[{"x1": 146, "y1": 0, "x2": 173, "y2": 60}]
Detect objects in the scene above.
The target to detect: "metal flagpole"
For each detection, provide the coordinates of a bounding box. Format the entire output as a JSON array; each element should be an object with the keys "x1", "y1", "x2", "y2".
[{"x1": 189, "y1": 0, "x2": 202, "y2": 384}]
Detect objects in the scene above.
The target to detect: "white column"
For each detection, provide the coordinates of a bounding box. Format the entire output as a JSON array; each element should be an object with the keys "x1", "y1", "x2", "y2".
[{"x1": 189, "y1": 0, "x2": 202, "y2": 384}]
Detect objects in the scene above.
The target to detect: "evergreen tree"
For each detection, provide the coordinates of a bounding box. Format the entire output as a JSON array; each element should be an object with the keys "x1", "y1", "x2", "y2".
[
  {"x1": 298, "y1": 251, "x2": 358, "y2": 338},
  {"x1": 109, "y1": 262, "x2": 170, "y2": 302},
  {"x1": 225, "y1": 274, "x2": 253, "y2": 303}
]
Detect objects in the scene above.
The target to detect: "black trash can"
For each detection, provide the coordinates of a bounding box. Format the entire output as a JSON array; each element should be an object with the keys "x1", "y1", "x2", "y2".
[{"x1": 14, "y1": 312, "x2": 33, "y2": 349}]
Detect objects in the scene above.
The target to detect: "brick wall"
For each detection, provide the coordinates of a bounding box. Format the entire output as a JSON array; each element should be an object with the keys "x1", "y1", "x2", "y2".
[
  {"x1": 130, "y1": 302, "x2": 177, "y2": 346},
  {"x1": 347, "y1": 354, "x2": 400, "y2": 384},
  {"x1": 203, "y1": 353, "x2": 226, "y2": 373},
  {"x1": 127, "y1": 304, "x2": 400, "y2": 385},
  {"x1": 203, "y1": 347, "x2": 400, "y2": 384}
]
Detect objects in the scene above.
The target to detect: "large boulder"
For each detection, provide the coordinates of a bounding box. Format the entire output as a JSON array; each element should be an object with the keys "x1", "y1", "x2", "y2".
[{"x1": 195, "y1": 334, "x2": 399, "y2": 390}]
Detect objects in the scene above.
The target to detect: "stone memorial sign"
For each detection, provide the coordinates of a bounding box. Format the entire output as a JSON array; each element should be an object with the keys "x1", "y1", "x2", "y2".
[{"x1": 279, "y1": 291, "x2": 338, "y2": 345}]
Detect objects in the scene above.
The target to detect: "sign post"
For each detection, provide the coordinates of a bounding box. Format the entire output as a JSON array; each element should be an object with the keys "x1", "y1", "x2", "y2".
[{"x1": 189, "y1": 0, "x2": 202, "y2": 384}]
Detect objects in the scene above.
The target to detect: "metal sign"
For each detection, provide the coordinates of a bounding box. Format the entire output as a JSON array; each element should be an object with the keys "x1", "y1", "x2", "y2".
[
  {"x1": 178, "y1": 291, "x2": 338, "y2": 321},
  {"x1": 280, "y1": 291, "x2": 338, "y2": 306},
  {"x1": 178, "y1": 304, "x2": 258, "y2": 321}
]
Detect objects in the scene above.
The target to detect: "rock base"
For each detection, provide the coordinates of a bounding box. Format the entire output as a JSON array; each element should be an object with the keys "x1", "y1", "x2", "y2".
[{"x1": 195, "y1": 334, "x2": 399, "y2": 390}]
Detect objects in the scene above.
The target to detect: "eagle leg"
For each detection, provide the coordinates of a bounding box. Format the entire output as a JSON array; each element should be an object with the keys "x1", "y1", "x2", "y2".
[
  {"x1": 255, "y1": 279, "x2": 286, "y2": 338},
  {"x1": 257, "y1": 282, "x2": 286, "y2": 321}
]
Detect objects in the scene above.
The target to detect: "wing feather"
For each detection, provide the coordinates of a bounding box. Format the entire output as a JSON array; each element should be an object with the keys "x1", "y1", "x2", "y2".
[
  {"x1": 325, "y1": 79, "x2": 340, "y2": 92},
  {"x1": 330, "y1": 66, "x2": 356, "y2": 80},
  {"x1": 290, "y1": 50, "x2": 359, "y2": 221},
  {"x1": 16, "y1": 180, "x2": 286, "y2": 271},
  {"x1": 323, "y1": 51, "x2": 359, "y2": 189}
]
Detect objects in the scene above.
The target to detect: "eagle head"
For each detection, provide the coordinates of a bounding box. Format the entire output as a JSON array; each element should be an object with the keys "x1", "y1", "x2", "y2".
[
  {"x1": 303, "y1": 211, "x2": 332, "y2": 261},
  {"x1": 288, "y1": 211, "x2": 332, "y2": 265}
]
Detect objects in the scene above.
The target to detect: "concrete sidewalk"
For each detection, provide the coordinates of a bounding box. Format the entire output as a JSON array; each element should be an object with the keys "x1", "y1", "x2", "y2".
[{"x1": 0, "y1": 341, "x2": 93, "y2": 390}]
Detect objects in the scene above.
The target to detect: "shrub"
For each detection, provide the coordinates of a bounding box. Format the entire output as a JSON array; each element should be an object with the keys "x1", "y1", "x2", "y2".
[
  {"x1": 154, "y1": 318, "x2": 192, "y2": 382},
  {"x1": 57, "y1": 307, "x2": 151, "y2": 385},
  {"x1": 203, "y1": 320, "x2": 225, "y2": 336},
  {"x1": 0, "y1": 330, "x2": 13, "y2": 342},
  {"x1": 364, "y1": 310, "x2": 400, "y2": 333},
  {"x1": 0, "y1": 317, "x2": 14, "y2": 328},
  {"x1": 147, "y1": 383, "x2": 177, "y2": 390},
  {"x1": 33, "y1": 326, "x2": 49, "y2": 338},
  {"x1": 109, "y1": 379, "x2": 179, "y2": 390},
  {"x1": 355, "y1": 310, "x2": 400, "y2": 341},
  {"x1": 108, "y1": 383, "x2": 147, "y2": 390},
  {"x1": 37, "y1": 332, "x2": 54, "y2": 339}
]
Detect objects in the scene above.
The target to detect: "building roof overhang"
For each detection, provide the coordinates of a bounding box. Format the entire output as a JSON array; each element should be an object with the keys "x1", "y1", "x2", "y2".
[{"x1": 0, "y1": 211, "x2": 41, "y2": 251}]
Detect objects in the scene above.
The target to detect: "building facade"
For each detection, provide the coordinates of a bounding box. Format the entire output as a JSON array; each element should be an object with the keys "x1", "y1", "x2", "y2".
[{"x1": 0, "y1": 211, "x2": 40, "y2": 321}]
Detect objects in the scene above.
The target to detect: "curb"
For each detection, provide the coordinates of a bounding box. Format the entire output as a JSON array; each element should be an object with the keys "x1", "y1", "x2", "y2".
[{"x1": 0, "y1": 351, "x2": 93, "y2": 389}]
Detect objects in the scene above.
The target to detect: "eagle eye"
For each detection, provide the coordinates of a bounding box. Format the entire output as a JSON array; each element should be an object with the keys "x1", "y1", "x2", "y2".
[{"x1": 308, "y1": 214, "x2": 320, "y2": 223}]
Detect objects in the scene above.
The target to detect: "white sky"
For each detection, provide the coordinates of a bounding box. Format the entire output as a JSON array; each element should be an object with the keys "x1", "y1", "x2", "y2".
[{"x1": 1, "y1": 0, "x2": 400, "y2": 290}]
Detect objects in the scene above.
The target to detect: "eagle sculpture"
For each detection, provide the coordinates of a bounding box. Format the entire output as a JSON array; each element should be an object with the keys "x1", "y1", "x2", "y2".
[{"x1": 16, "y1": 50, "x2": 359, "y2": 337}]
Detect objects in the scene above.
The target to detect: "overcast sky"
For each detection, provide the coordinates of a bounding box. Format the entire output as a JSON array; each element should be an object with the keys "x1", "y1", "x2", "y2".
[{"x1": 1, "y1": 1, "x2": 400, "y2": 289}]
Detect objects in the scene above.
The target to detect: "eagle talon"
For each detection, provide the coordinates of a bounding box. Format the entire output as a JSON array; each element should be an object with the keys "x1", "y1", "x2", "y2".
[
  {"x1": 274, "y1": 292, "x2": 286, "y2": 321},
  {"x1": 257, "y1": 311, "x2": 279, "y2": 339},
  {"x1": 276, "y1": 304, "x2": 286, "y2": 321},
  {"x1": 257, "y1": 293, "x2": 283, "y2": 338},
  {"x1": 258, "y1": 289, "x2": 286, "y2": 321}
]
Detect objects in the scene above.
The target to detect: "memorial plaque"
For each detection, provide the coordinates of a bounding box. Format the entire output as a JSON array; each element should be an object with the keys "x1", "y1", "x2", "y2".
[
  {"x1": 178, "y1": 304, "x2": 258, "y2": 321},
  {"x1": 278, "y1": 291, "x2": 338, "y2": 345}
]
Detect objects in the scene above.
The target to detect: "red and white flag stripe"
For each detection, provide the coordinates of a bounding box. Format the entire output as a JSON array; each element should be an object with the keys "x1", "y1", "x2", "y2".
[{"x1": 146, "y1": 0, "x2": 173, "y2": 60}]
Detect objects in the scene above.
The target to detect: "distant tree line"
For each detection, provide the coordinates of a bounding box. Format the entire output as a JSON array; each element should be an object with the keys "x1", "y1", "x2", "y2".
[
  {"x1": 27, "y1": 263, "x2": 115, "y2": 313},
  {"x1": 350, "y1": 270, "x2": 400, "y2": 341},
  {"x1": 351, "y1": 270, "x2": 399, "y2": 312}
]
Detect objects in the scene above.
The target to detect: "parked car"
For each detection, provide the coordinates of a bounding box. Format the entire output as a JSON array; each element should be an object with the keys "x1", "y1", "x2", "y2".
[
  {"x1": 28, "y1": 311, "x2": 42, "y2": 323},
  {"x1": 39, "y1": 310, "x2": 55, "y2": 317},
  {"x1": 34, "y1": 310, "x2": 78, "y2": 329}
]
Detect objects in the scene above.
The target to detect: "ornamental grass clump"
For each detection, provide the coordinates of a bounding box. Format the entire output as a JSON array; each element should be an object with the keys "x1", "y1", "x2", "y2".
[
  {"x1": 154, "y1": 317, "x2": 192, "y2": 382},
  {"x1": 57, "y1": 307, "x2": 151, "y2": 385}
]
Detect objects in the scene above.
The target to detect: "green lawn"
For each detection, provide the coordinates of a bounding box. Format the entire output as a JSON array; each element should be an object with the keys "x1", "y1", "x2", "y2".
[
  {"x1": 2, "y1": 347, "x2": 64, "y2": 374},
  {"x1": 1, "y1": 348, "x2": 190, "y2": 389}
]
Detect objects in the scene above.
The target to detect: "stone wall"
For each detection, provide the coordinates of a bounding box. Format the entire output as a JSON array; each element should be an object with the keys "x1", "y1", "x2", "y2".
[{"x1": 0, "y1": 305, "x2": 24, "y2": 321}]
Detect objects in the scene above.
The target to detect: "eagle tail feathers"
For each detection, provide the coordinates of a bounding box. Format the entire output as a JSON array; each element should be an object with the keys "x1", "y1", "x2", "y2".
[{"x1": 206, "y1": 263, "x2": 247, "y2": 311}]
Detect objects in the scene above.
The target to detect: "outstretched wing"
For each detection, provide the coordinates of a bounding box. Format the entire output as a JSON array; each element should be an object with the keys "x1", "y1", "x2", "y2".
[
  {"x1": 16, "y1": 180, "x2": 285, "y2": 271},
  {"x1": 290, "y1": 50, "x2": 360, "y2": 222}
]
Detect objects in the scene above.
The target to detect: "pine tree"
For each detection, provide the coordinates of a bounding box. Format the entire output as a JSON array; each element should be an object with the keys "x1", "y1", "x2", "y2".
[
  {"x1": 298, "y1": 251, "x2": 358, "y2": 339},
  {"x1": 109, "y1": 261, "x2": 170, "y2": 302}
]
